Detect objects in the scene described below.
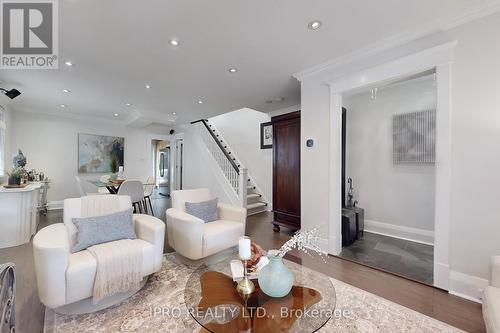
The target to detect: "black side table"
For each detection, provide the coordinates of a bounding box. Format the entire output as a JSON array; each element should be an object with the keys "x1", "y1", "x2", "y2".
[{"x1": 345, "y1": 206, "x2": 364, "y2": 239}]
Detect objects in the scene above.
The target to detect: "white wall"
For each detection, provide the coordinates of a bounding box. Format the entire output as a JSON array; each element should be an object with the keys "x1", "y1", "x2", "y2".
[
  {"x1": 299, "y1": 12, "x2": 500, "y2": 300},
  {"x1": 9, "y1": 111, "x2": 168, "y2": 204},
  {"x1": 209, "y1": 108, "x2": 272, "y2": 205},
  {"x1": 0, "y1": 104, "x2": 12, "y2": 182},
  {"x1": 344, "y1": 77, "x2": 436, "y2": 238}
]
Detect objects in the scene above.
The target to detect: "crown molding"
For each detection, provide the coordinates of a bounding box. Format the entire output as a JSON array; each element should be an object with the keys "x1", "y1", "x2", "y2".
[{"x1": 293, "y1": 0, "x2": 500, "y2": 81}]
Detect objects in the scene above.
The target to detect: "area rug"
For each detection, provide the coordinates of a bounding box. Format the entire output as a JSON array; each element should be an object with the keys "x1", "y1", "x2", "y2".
[{"x1": 44, "y1": 254, "x2": 464, "y2": 333}]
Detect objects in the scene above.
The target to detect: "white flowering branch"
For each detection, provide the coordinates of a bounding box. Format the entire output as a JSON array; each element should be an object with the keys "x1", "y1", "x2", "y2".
[{"x1": 275, "y1": 228, "x2": 327, "y2": 261}]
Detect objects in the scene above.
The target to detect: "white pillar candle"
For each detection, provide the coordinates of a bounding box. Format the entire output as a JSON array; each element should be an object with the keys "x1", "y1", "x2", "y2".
[{"x1": 238, "y1": 237, "x2": 252, "y2": 260}]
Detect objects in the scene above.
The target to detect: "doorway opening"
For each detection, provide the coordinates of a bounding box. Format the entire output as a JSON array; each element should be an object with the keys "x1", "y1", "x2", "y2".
[
  {"x1": 151, "y1": 139, "x2": 170, "y2": 197},
  {"x1": 172, "y1": 137, "x2": 184, "y2": 191},
  {"x1": 338, "y1": 71, "x2": 436, "y2": 285}
]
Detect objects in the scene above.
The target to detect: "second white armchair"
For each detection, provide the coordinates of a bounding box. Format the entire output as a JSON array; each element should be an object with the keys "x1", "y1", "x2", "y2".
[{"x1": 166, "y1": 188, "x2": 246, "y2": 260}]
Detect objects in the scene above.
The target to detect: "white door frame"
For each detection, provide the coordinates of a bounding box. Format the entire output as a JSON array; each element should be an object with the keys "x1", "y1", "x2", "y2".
[{"x1": 327, "y1": 41, "x2": 456, "y2": 290}]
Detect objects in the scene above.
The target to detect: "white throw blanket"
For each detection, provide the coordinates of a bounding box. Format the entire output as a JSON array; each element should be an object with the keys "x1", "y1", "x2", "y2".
[{"x1": 87, "y1": 239, "x2": 144, "y2": 303}]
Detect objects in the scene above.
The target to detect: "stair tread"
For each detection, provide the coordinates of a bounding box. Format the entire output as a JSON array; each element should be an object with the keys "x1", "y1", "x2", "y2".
[
  {"x1": 247, "y1": 193, "x2": 261, "y2": 199},
  {"x1": 247, "y1": 202, "x2": 267, "y2": 209}
]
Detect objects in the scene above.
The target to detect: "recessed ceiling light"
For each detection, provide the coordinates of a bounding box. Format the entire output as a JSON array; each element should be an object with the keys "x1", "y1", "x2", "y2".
[
  {"x1": 172, "y1": 112, "x2": 177, "y2": 115},
  {"x1": 197, "y1": 100, "x2": 203, "y2": 104},
  {"x1": 62, "y1": 89, "x2": 71, "y2": 93},
  {"x1": 59, "y1": 104, "x2": 66, "y2": 108},
  {"x1": 145, "y1": 84, "x2": 151, "y2": 89},
  {"x1": 114, "y1": 113, "x2": 119, "y2": 117},
  {"x1": 125, "y1": 103, "x2": 132, "y2": 106},
  {"x1": 228, "y1": 68, "x2": 238, "y2": 73},
  {"x1": 169, "y1": 39, "x2": 180, "y2": 47},
  {"x1": 308, "y1": 20, "x2": 322, "y2": 30},
  {"x1": 64, "y1": 61, "x2": 74, "y2": 66}
]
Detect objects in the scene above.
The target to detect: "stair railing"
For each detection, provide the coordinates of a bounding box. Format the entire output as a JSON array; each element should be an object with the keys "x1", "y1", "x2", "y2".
[{"x1": 191, "y1": 119, "x2": 247, "y2": 207}]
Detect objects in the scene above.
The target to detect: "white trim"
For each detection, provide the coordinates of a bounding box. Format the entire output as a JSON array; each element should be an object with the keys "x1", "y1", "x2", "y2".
[
  {"x1": 327, "y1": 41, "x2": 457, "y2": 90},
  {"x1": 364, "y1": 220, "x2": 434, "y2": 246},
  {"x1": 47, "y1": 200, "x2": 63, "y2": 210},
  {"x1": 325, "y1": 42, "x2": 455, "y2": 290},
  {"x1": 449, "y1": 270, "x2": 489, "y2": 303},
  {"x1": 293, "y1": 1, "x2": 500, "y2": 81}
]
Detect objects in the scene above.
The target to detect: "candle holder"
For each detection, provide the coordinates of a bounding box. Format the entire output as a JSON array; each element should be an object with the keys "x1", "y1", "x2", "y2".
[{"x1": 236, "y1": 260, "x2": 255, "y2": 297}]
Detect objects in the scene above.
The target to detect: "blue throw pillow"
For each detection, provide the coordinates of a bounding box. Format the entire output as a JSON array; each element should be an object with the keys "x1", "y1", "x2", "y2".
[
  {"x1": 71, "y1": 208, "x2": 136, "y2": 253},
  {"x1": 185, "y1": 198, "x2": 218, "y2": 223}
]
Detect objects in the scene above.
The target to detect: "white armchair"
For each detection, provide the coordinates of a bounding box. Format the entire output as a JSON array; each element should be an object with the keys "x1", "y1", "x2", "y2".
[
  {"x1": 166, "y1": 188, "x2": 246, "y2": 260},
  {"x1": 484, "y1": 256, "x2": 500, "y2": 333},
  {"x1": 33, "y1": 195, "x2": 165, "y2": 314}
]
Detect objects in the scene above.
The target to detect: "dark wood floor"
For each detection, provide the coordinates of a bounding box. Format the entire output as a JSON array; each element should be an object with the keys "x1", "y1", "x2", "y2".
[
  {"x1": 246, "y1": 212, "x2": 485, "y2": 333},
  {"x1": 0, "y1": 204, "x2": 485, "y2": 333}
]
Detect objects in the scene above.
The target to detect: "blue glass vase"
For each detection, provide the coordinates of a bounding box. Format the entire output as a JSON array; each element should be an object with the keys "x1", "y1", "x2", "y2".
[{"x1": 258, "y1": 250, "x2": 294, "y2": 298}]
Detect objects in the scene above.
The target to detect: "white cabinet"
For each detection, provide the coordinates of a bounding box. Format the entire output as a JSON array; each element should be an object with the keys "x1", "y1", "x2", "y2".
[{"x1": 0, "y1": 183, "x2": 42, "y2": 248}]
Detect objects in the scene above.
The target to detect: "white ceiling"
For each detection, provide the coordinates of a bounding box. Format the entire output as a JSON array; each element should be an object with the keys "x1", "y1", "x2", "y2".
[{"x1": 0, "y1": 0, "x2": 496, "y2": 125}]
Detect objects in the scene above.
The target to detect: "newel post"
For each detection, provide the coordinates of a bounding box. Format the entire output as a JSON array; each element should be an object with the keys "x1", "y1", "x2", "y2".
[{"x1": 238, "y1": 168, "x2": 248, "y2": 208}]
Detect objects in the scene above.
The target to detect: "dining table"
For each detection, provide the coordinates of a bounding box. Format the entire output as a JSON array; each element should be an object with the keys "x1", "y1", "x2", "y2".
[{"x1": 87, "y1": 179, "x2": 154, "y2": 194}]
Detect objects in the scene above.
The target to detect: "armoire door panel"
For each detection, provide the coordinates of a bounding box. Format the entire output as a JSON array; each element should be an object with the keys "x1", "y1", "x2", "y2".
[{"x1": 272, "y1": 111, "x2": 301, "y2": 230}]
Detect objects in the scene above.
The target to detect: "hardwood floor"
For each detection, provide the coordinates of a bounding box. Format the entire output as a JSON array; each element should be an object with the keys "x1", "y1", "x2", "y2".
[
  {"x1": 246, "y1": 211, "x2": 486, "y2": 333},
  {"x1": 0, "y1": 205, "x2": 485, "y2": 333}
]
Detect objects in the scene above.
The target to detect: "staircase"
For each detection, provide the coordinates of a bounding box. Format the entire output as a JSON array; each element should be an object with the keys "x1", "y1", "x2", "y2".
[{"x1": 192, "y1": 119, "x2": 269, "y2": 216}]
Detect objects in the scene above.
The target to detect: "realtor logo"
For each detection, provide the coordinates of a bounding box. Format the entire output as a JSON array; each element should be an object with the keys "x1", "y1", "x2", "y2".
[{"x1": 1, "y1": 0, "x2": 58, "y2": 69}]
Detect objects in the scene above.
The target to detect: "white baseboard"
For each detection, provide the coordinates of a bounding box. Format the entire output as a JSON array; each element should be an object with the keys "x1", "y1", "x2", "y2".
[
  {"x1": 47, "y1": 201, "x2": 63, "y2": 210},
  {"x1": 364, "y1": 219, "x2": 434, "y2": 245},
  {"x1": 449, "y1": 270, "x2": 489, "y2": 303}
]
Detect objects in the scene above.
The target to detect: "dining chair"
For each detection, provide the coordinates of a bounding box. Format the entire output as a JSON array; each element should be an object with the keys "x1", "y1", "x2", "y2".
[
  {"x1": 117, "y1": 180, "x2": 146, "y2": 213},
  {"x1": 143, "y1": 176, "x2": 155, "y2": 215},
  {"x1": 97, "y1": 175, "x2": 111, "y2": 194},
  {"x1": 75, "y1": 176, "x2": 102, "y2": 197}
]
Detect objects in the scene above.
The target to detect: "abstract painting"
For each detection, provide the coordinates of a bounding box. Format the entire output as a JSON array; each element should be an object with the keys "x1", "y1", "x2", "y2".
[
  {"x1": 78, "y1": 134, "x2": 124, "y2": 173},
  {"x1": 393, "y1": 110, "x2": 436, "y2": 164}
]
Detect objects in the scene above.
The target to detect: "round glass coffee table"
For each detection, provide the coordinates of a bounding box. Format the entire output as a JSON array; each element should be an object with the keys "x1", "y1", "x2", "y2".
[{"x1": 184, "y1": 251, "x2": 336, "y2": 333}]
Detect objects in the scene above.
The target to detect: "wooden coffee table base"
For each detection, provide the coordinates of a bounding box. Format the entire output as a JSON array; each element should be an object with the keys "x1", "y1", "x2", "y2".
[{"x1": 196, "y1": 271, "x2": 322, "y2": 333}]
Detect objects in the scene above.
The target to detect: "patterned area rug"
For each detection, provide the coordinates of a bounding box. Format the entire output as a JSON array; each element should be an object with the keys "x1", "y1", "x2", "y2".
[{"x1": 44, "y1": 254, "x2": 464, "y2": 333}]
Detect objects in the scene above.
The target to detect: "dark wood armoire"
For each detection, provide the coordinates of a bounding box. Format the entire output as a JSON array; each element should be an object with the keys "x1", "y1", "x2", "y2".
[{"x1": 271, "y1": 111, "x2": 301, "y2": 232}]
